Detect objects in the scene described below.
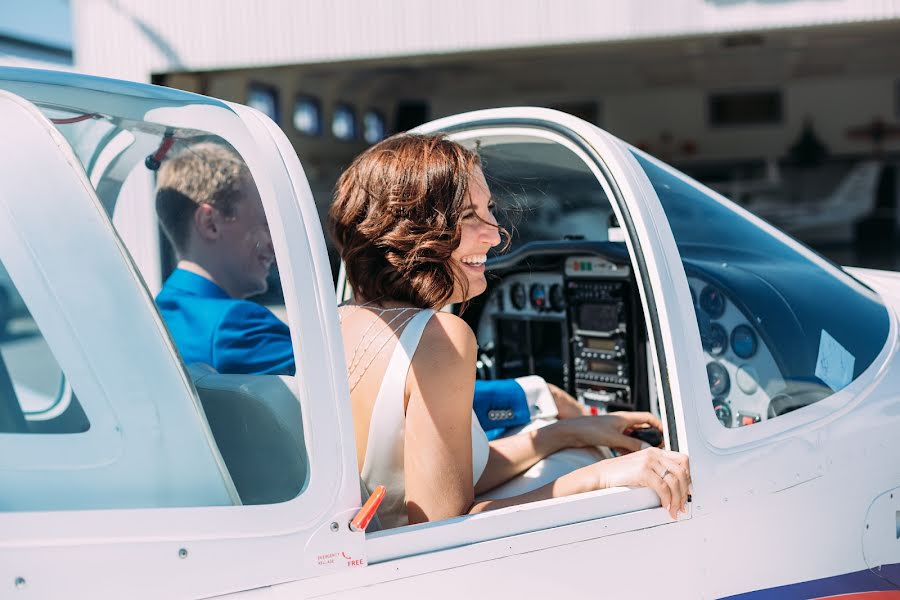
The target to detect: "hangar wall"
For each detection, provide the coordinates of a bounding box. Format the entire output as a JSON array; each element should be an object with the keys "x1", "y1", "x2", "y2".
[
  {"x1": 595, "y1": 76, "x2": 899, "y2": 162},
  {"x1": 72, "y1": 0, "x2": 900, "y2": 227},
  {"x1": 73, "y1": 0, "x2": 900, "y2": 83},
  {"x1": 189, "y1": 64, "x2": 899, "y2": 166}
]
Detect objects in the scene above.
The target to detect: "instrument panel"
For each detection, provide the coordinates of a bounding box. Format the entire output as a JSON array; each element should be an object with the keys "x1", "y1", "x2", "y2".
[
  {"x1": 478, "y1": 272, "x2": 569, "y2": 390},
  {"x1": 690, "y1": 276, "x2": 783, "y2": 428},
  {"x1": 475, "y1": 250, "x2": 644, "y2": 412},
  {"x1": 491, "y1": 272, "x2": 568, "y2": 318},
  {"x1": 470, "y1": 243, "x2": 787, "y2": 429}
]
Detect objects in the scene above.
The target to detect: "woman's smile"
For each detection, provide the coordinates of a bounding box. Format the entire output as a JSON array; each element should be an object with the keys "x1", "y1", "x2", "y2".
[
  {"x1": 460, "y1": 253, "x2": 487, "y2": 272},
  {"x1": 450, "y1": 166, "x2": 501, "y2": 301}
]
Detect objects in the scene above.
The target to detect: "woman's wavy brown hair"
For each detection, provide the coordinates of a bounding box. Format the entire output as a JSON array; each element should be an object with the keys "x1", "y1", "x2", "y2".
[{"x1": 330, "y1": 134, "x2": 501, "y2": 309}]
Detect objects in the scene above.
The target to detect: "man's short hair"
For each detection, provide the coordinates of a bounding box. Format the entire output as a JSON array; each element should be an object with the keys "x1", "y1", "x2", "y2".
[{"x1": 155, "y1": 142, "x2": 251, "y2": 253}]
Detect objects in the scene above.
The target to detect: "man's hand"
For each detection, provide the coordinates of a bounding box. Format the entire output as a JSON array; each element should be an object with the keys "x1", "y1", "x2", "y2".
[
  {"x1": 554, "y1": 411, "x2": 664, "y2": 454},
  {"x1": 547, "y1": 383, "x2": 593, "y2": 420}
]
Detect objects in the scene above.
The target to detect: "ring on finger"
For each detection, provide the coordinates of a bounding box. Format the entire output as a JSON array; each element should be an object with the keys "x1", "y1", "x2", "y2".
[{"x1": 659, "y1": 468, "x2": 669, "y2": 480}]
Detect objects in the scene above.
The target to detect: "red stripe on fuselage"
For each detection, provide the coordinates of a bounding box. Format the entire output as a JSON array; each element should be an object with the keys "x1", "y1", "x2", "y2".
[{"x1": 812, "y1": 592, "x2": 900, "y2": 599}]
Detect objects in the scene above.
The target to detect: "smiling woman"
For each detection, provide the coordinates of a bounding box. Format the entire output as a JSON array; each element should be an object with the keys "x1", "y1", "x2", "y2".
[
  {"x1": 330, "y1": 134, "x2": 496, "y2": 312},
  {"x1": 450, "y1": 166, "x2": 503, "y2": 303},
  {"x1": 330, "y1": 133, "x2": 690, "y2": 529}
]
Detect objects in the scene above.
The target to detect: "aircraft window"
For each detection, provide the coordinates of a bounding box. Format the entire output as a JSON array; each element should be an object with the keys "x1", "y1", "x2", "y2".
[
  {"x1": 0, "y1": 259, "x2": 89, "y2": 435},
  {"x1": 32, "y1": 106, "x2": 310, "y2": 506},
  {"x1": 363, "y1": 109, "x2": 386, "y2": 144},
  {"x1": 634, "y1": 151, "x2": 889, "y2": 429},
  {"x1": 332, "y1": 103, "x2": 357, "y2": 140},
  {"x1": 478, "y1": 141, "x2": 614, "y2": 253},
  {"x1": 247, "y1": 82, "x2": 281, "y2": 123},
  {"x1": 293, "y1": 95, "x2": 322, "y2": 136},
  {"x1": 471, "y1": 137, "x2": 651, "y2": 415}
]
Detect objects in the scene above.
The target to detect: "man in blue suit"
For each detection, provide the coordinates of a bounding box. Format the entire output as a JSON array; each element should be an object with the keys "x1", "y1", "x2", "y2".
[{"x1": 154, "y1": 143, "x2": 588, "y2": 437}]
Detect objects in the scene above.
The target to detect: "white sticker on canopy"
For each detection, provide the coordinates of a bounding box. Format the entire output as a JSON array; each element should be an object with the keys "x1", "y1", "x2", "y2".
[{"x1": 815, "y1": 330, "x2": 855, "y2": 392}]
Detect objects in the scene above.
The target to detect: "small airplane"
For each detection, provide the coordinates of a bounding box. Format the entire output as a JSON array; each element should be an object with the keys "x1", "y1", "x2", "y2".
[
  {"x1": 739, "y1": 160, "x2": 884, "y2": 245},
  {"x1": 0, "y1": 67, "x2": 898, "y2": 599},
  {"x1": 706, "y1": 158, "x2": 884, "y2": 246}
]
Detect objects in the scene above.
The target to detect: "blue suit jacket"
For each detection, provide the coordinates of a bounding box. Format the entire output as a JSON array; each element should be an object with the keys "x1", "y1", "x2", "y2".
[{"x1": 156, "y1": 269, "x2": 529, "y2": 436}]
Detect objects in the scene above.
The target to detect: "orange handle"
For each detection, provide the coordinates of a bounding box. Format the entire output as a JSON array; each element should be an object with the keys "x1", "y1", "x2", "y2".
[{"x1": 350, "y1": 485, "x2": 386, "y2": 532}]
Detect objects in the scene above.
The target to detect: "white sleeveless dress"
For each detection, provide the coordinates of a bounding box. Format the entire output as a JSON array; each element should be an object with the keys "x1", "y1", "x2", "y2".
[{"x1": 360, "y1": 309, "x2": 490, "y2": 529}]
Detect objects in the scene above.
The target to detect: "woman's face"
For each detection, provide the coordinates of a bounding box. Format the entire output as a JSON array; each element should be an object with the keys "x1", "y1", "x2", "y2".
[{"x1": 449, "y1": 165, "x2": 501, "y2": 303}]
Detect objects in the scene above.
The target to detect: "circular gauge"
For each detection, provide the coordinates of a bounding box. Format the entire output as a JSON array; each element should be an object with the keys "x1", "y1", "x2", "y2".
[
  {"x1": 549, "y1": 284, "x2": 565, "y2": 312},
  {"x1": 731, "y1": 324, "x2": 758, "y2": 359},
  {"x1": 509, "y1": 283, "x2": 526, "y2": 310},
  {"x1": 706, "y1": 362, "x2": 731, "y2": 398},
  {"x1": 712, "y1": 398, "x2": 733, "y2": 428},
  {"x1": 699, "y1": 285, "x2": 726, "y2": 319},
  {"x1": 735, "y1": 365, "x2": 759, "y2": 394},
  {"x1": 529, "y1": 283, "x2": 547, "y2": 311},
  {"x1": 703, "y1": 323, "x2": 728, "y2": 356}
]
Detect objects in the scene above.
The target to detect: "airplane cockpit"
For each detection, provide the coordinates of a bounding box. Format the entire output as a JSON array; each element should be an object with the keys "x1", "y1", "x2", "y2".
[
  {"x1": 443, "y1": 132, "x2": 887, "y2": 437},
  {"x1": 465, "y1": 241, "x2": 649, "y2": 414},
  {"x1": 430, "y1": 136, "x2": 668, "y2": 448}
]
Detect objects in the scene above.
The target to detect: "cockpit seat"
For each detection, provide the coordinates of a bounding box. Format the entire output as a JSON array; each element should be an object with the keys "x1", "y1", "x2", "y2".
[{"x1": 187, "y1": 364, "x2": 308, "y2": 505}]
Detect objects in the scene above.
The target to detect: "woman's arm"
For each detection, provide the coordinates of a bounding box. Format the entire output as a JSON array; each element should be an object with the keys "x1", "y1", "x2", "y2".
[
  {"x1": 471, "y1": 446, "x2": 691, "y2": 520},
  {"x1": 400, "y1": 312, "x2": 690, "y2": 522},
  {"x1": 403, "y1": 312, "x2": 479, "y2": 525},
  {"x1": 475, "y1": 411, "x2": 665, "y2": 495},
  {"x1": 473, "y1": 424, "x2": 570, "y2": 494}
]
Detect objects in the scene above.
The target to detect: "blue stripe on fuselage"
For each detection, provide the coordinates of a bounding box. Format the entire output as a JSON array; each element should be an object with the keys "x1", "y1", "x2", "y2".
[{"x1": 720, "y1": 564, "x2": 900, "y2": 599}]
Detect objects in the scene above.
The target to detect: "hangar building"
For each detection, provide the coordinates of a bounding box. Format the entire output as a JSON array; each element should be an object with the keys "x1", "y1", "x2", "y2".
[{"x1": 72, "y1": 0, "x2": 900, "y2": 243}]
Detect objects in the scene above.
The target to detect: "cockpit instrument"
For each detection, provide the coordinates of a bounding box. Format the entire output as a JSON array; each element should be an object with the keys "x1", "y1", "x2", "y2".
[
  {"x1": 700, "y1": 285, "x2": 726, "y2": 319},
  {"x1": 549, "y1": 284, "x2": 565, "y2": 312},
  {"x1": 529, "y1": 283, "x2": 547, "y2": 311},
  {"x1": 731, "y1": 324, "x2": 758, "y2": 359},
  {"x1": 705, "y1": 323, "x2": 728, "y2": 356},
  {"x1": 712, "y1": 397, "x2": 732, "y2": 427},
  {"x1": 509, "y1": 282, "x2": 527, "y2": 310},
  {"x1": 707, "y1": 361, "x2": 730, "y2": 397}
]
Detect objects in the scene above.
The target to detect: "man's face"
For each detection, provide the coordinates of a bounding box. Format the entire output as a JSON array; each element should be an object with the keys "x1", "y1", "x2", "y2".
[{"x1": 217, "y1": 182, "x2": 275, "y2": 298}]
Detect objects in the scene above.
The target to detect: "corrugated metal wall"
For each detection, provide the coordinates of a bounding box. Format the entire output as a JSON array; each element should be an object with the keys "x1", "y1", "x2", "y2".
[{"x1": 74, "y1": 0, "x2": 900, "y2": 82}]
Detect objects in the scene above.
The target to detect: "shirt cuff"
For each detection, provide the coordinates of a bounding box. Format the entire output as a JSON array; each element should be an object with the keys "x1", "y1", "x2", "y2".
[{"x1": 514, "y1": 375, "x2": 558, "y2": 419}]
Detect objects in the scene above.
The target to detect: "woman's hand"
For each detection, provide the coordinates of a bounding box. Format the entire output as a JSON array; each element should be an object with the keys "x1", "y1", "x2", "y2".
[
  {"x1": 584, "y1": 447, "x2": 691, "y2": 519},
  {"x1": 553, "y1": 411, "x2": 664, "y2": 454}
]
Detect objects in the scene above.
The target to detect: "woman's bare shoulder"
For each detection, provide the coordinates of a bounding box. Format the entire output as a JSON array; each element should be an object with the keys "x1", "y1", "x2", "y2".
[
  {"x1": 416, "y1": 311, "x2": 477, "y2": 365},
  {"x1": 407, "y1": 311, "x2": 477, "y2": 410}
]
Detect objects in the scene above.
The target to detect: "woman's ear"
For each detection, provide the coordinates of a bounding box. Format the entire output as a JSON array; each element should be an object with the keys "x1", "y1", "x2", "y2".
[{"x1": 193, "y1": 203, "x2": 219, "y2": 241}]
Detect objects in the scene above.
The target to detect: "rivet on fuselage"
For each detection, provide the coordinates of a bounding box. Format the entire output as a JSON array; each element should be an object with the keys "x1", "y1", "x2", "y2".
[
  {"x1": 14, "y1": 578, "x2": 25, "y2": 590},
  {"x1": 179, "y1": 548, "x2": 189, "y2": 559}
]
